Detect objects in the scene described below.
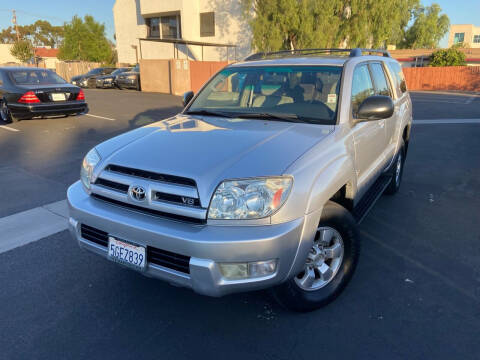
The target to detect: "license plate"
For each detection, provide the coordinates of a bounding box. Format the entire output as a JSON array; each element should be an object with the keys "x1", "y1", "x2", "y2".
[
  {"x1": 51, "y1": 93, "x2": 66, "y2": 101},
  {"x1": 108, "y1": 237, "x2": 146, "y2": 270}
]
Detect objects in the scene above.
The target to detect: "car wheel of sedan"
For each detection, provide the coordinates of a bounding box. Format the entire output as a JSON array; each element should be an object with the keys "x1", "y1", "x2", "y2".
[
  {"x1": 273, "y1": 201, "x2": 360, "y2": 312},
  {"x1": 385, "y1": 140, "x2": 405, "y2": 195},
  {"x1": 0, "y1": 100, "x2": 18, "y2": 123}
]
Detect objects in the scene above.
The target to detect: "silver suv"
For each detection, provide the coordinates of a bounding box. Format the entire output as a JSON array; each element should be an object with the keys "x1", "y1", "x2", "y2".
[{"x1": 68, "y1": 48, "x2": 412, "y2": 311}]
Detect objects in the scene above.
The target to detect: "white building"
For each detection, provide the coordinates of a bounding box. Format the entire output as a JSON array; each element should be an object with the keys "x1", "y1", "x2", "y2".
[{"x1": 113, "y1": 0, "x2": 252, "y2": 64}]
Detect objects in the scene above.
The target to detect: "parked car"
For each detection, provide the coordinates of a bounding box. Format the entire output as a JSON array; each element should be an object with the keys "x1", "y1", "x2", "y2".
[
  {"x1": 0, "y1": 67, "x2": 88, "y2": 123},
  {"x1": 115, "y1": 64, "x2": 140, "y2": 90},
  {"x1": 68, "y1": 48, "x2": 412, "y2": 311},
  {"x1": 71, "y1": 67, "x2": 116, "y2": 88},
  {"x1": 95, "y1": 67, "x2": 132, "y2": 89}
]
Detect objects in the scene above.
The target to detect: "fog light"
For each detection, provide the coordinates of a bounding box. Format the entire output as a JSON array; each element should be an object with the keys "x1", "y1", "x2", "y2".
[
  {"x1": 219, "y1": 260, "x2": 277, "y2": 280},
  {"x1": 219, "y1": 263, "x2": 248, "y2": 279},
  {"x1": 248, "y1": 260, "x2": 277, "y2": 277}
]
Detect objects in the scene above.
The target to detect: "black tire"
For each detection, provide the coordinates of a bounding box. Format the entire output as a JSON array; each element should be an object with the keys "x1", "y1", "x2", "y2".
[
  {"x1": 0, "y1": 100, "x2": 19, "y2": 123},
  {"x1": 117, "y1": 84, "x2": 123, "y2": 90},
  {"x1": 384, "y1": 140, "x2": 405, "y2": 195},
  {"x1": 272, "y1": 201, "x2": 360, "y2": 312}
]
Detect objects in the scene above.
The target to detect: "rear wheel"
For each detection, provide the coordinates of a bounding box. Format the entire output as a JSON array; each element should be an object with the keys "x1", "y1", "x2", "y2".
[
  {"x1": 273, "y1": 201, "x2": 360, "y2": 312},
  {"x1": 0, "y1": 100, "x2": 19, "y2": 123},
  {"x1": 385, "y1": 140, "x2": 405, "y2": 195}
]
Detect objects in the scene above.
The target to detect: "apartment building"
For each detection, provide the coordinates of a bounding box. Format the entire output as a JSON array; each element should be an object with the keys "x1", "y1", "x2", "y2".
[
  {"x1": 113, "y1": 0, "x2": 252, "y2": 64},
  {"x1": 448, "y1": 24, "x2": 480, "y2": 48}
]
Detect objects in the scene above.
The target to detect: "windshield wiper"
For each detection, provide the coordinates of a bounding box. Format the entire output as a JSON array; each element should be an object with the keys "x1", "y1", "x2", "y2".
[
  {"x1": 234, "y1": 112, "x2": 309, "y2": 123},
  {"x1": 185, "y1": 109, "x2": 233, "y2": 118}
]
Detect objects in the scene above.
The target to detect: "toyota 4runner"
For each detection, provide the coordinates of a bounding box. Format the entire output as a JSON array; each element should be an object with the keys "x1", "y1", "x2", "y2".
[{"x1": 68, "y1": 48, "x2": 412, "y2": 311}]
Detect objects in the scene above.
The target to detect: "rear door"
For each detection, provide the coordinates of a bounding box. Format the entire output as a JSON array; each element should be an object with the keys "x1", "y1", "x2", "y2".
[
  {"x1": 351, "y1": 63, "x2": 387, "y2": 196},
  {"x1": 368, "y1": 62, "x2": 396, "y2": 163}
]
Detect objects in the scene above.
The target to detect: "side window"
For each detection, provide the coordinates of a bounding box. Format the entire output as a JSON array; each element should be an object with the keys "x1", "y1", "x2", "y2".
[
  {"x1": 386, "y1": 62, "x2": 407, "y2": 96},
  {"x1": 351, "y1": 64, "x2": 375, "y2": 116},
  {"x1": 369, "y1": 63, "x2": 391, "y2": 97}
]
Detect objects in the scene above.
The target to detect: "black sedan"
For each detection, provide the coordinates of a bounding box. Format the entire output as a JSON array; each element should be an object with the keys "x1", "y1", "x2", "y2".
[
  {"x1": 0, "y1": 67, "x2": 88, "y2": 123},
  {"x1": 116, "y1": 64, "x2": 141, "y2": 91},
  {"x1": 71, "y1": 67, "x2": 116, "y2": 88},
  {"x1": 95, "y1": 67, "x2": 132, "y2": 89}
]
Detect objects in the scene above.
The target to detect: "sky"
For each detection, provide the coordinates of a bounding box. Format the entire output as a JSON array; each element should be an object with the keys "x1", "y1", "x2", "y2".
[{"x1": 0, "y1": 0, "x2": 479, "y2": 48}]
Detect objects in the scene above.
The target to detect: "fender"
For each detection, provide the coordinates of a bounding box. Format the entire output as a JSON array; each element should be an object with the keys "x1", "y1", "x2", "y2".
[{"x1": 305, "y1": 154, "x2": 357, "y2": 215}]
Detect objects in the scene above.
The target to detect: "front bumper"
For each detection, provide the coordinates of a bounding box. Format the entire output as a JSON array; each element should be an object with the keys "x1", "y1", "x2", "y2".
[
  {"x1": 117, "y1": 78, "x2": 137, "y2": 88},
  {"x1": 67, "y1": 181, "x2": 319, "y2": 297},
  {"x1": 9, "y1": 102, "x2": 88, "y2": 119}
]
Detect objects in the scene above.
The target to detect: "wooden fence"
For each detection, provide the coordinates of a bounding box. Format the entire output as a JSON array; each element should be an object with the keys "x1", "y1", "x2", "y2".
[
  {"x1": 403, "y1": 66, "x2": 480, "y2": 92},
  {"x1": 55, "y1": 61, "x2": 100, "y2": 82}
]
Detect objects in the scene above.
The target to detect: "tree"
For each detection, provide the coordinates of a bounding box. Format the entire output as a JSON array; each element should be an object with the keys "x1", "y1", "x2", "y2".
[
  {"x1": 58, "y1": 15, "x2": 113, "y2": 63},
  {"x1": 402, "y1": 3, "x2": 449, "y2": 49},
  {"x1": 429, "y1": 47, "x2": 466, "y2": 67},
  {"x1": 10, "y1": 39, "x2": 34, "y2": 63},
  {"x1": 241, "y1": 0, "x2": 420, "y2": 52},
  {"x1": 0, "y1": 20, "x2": 63, "y2": 47}
]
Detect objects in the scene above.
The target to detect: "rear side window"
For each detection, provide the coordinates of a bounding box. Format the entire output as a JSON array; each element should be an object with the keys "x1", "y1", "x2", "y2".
[
  {"x1": 351, "y1": 64, "x2": 374, "y2": 116},
  {"x1": 386, "y1": 61, "x2": 407, "y2": 96},
  {"x1": 369, "y1": 63, "x2": 391, "y2": 97}
]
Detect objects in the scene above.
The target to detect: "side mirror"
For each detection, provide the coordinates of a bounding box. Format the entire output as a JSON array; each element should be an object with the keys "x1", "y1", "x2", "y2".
[
  {"x1": 182, "y1": 91, "x2": 194, "y2": 107},
  {"x1": 356, "y1": 95, "x2": 394, "y2": 122}
]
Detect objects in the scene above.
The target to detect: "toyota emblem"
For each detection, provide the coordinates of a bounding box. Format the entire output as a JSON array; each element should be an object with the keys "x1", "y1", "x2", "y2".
[{"x1": 130, "y1": 185, "x2": 146, "y2": 201}]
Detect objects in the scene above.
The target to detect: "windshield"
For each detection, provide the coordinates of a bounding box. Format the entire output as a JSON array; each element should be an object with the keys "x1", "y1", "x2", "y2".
[
  {"x1": 87, "y1": 68, "x2": 103, "y2": 75},
  {"x1": 9, "y1": 70, "x2": 67, "y2": 85},
  {"x1": 112, "y1": 68, "x2": 129, "y2": 75},
  {"x1": 187, "y1": 66, "x2": 343, "y2": 124}
]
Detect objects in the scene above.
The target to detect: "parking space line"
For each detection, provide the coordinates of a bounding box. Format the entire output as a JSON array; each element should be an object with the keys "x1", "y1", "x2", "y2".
[
  {"x1": 0, "y1": 125, "x2": 20, "y2": 132},
  {"x1": 86, "y1": 114, "x2": 116, "y2": 121},
  {"x1": 414, "y1": 119, "x2": 480, "y2": 125},
  {"x1": 0, "y1": 200, "x2": 68, "y2": 255}
]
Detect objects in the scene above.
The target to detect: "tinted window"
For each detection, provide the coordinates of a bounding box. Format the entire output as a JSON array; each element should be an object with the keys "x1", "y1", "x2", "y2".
[
  {"x1": 9, "y1": 70, "x2": 66, "y2": 85},
  {"x1": 188, "y1": 66, "x2": 343, "y2": 125},
  {"x1": 370, "y1": 63, "x2": 391, "y2": 97},
  {"x1": 200, "y1": 12, "x2": 215, "y2": 37},
  {"x1": 351, "y1": 65, "x2": 374, "y2": 116},
  {"x1": 386, "y1": 61, "x2": 407, "y2": 95}
]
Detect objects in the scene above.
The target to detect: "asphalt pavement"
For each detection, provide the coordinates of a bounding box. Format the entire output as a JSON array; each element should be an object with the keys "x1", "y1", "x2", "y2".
[{"x1": 0, "y1": 89, "x2": 479, "y2": 360}]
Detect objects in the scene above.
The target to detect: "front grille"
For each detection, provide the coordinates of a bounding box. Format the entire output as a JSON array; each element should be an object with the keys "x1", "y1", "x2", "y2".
[
  {"x1": 95, "y1": 178, "x2": 129, "y2": 193},
  {"x1": 92, "y1": 194, "x2": 206, "y2": 224},
  {"x1": 106, "y1": 164, "x2": 197, "y2": 187},
  {"x1": 80, "y1": 224, "x2": 190, "y2": 274},
  {"x1": 153, "y1": 192, "x2": 201, "y2": 207},
  {"x1": 80, "y1": 224, "x2": 109, "y2": 247}
]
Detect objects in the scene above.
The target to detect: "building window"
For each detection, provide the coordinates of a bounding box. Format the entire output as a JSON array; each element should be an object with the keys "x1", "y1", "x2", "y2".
[
  {"x1": 474, "y1": 35, "x2": 480, "y2": 43},
  {"x1": 200, "y1": 12, "x2": 215, "y2": 37},
  {"x1": 453, "y1": 32, "x2": 465, "y2": 44},
  {"x1": 147, "y1": 14, "x2": 181, "y2": 39}
]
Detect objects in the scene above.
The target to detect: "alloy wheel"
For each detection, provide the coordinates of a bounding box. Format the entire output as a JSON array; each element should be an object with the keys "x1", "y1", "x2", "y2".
[{"x1": 295, "y1": 227, "x2": 344, "y2": 291}]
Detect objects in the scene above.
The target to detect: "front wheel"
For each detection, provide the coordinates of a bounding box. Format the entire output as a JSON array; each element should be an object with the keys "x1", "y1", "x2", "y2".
[{"x1": 272, "y1": 201, "x2": 360, "y2": 312}]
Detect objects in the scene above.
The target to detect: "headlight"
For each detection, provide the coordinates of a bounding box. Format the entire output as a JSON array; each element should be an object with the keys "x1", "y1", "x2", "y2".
[
  {"x1": 80, "y1": 148, "x2": 101, "y2": 190},
  {"x1": 208, "y1": 177, "x2": 292, "y2": 220}
]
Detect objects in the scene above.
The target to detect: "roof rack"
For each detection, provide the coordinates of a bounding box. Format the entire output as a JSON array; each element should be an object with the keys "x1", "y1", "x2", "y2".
[{"x1": 244, "y1": 48, "x2": 390, "y2": 61}]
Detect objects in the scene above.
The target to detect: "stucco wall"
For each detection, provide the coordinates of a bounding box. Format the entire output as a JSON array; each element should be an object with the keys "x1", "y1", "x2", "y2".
[
  {"x1": 114, "y1": 0, "x2": 252, "y2": 64},
  {"x1": 448, "y1": 24, "x2": 480, "y2": 48},
  {"x1": 0, "y1": 44, "x2": 19, "y2": 64}
]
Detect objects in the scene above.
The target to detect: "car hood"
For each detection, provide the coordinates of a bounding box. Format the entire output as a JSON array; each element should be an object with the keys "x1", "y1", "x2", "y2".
[
  {"x1": 71, "y1": 75, "x2": 84, "y2": 81},
  {"x1": 97, "y1": 75, "x2": 114, "y2": 80},
  {"x1": 96, "y1": 114, "x2": 334, "y2": 204}
]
